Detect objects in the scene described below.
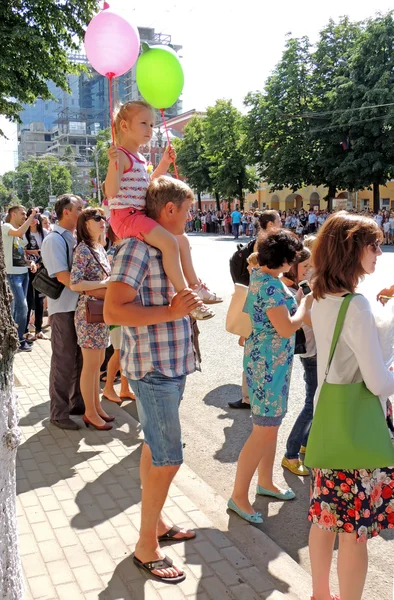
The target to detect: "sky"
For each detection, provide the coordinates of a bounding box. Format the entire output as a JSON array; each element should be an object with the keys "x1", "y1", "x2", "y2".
[{"x1": 1, "y1": 0, "x2": 393, "y2": 175}]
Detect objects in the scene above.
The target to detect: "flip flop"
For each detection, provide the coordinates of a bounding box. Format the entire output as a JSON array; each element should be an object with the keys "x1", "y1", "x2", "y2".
[
  {"x1": 132, "y1": 554, "x2": 186, "y2": 584},
  {"x1": 158, "y1": 525, "x2": 196, "y2": 542}
]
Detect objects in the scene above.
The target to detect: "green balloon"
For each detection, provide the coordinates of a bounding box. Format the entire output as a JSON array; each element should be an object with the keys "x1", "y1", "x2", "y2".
[{"x1": 136, "y1": 44, "x2": 184, "y2": 109}]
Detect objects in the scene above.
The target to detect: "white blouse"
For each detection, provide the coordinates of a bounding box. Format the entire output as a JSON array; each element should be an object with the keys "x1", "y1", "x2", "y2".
[{"x1": 311, "y1": 294, "x2": 394, "y2": 412}]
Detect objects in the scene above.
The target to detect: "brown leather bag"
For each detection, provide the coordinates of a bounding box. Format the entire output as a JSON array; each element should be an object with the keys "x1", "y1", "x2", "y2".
[
  {"x1": 86, "y1": 298, "x2": 105, "y2": 324},
  {"x1": 84, "y1": 247, "x2": 109, "y2": 324}
]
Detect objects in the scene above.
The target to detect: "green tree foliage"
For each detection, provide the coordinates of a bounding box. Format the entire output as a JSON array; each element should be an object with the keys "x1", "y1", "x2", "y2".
[
  {"x1": 244, "y1": 37, "x2": 313, "y2": 193},
  {"x1": 245, "y1": 13, "x2": 394, "y2": 211},
  {"x1": 89, "y1": 128, "x2": 111, "y2": 198},
  {"x1": 0, "y1": 0, "x2": 98, "y2": 134},
  {"x1": 5, "y1": 157, "x2": 72, "y2": 208},
  {"x1": 330, "y1": 12, "x2": 394, "y2": 211},
  {"x1": 204, "y1": 100, "x2": 257, "y2": 210},
  {"x1": 172, "y1": 117, "x2": 212, "y2": 210}
]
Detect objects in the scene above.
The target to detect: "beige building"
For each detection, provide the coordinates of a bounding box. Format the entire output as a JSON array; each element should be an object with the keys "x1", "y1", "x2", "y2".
[{"x1": 245, "y1": 182, "x2": 394, "y2": 212}]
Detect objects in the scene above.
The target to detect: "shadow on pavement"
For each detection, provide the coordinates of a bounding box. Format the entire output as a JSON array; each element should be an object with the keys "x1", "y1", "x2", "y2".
[
  {"x1": 203, "y1": 384, "x2": 251, "y2": 464},
  {"x1": 70, "y1": 444, "x2": 143, "y2": 530},
  {"x1": 16, "y1": 428, "x2": 101, "y2": 494},
  {"x1": 98, "y1": 526, "x2": 292, "y2": 599}
]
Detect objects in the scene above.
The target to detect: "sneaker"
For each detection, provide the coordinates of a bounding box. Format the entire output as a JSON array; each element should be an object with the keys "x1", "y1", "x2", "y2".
[
  {"x1": 190, "y1": 304, "x2": 215, "y2": 321},
  {"x1": 196, "y1": 283, "x2": 223, "y2": 304},
  {"x1": 18, "y1": 340, "x2": 32, "y2": 353}
]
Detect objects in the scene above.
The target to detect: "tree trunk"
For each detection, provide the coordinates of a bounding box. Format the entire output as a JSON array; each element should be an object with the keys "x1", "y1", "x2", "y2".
[
  {"x1": 197, "y1": 192, "x2": 202, "y2": 212},
  {"x1": 327, "y1": 184, "x2": 336, "y2": 211},
  {"x1": 0, "y1": 231, "x2": 23, "y2": 600},
  {"x1": 239, "y1": 181, "x2": 244, "y2": 212},
  {"x1": 373, "y1": 183, "x2": 380, "y2": 214},
  {"x1": 215, "y1": 192, "x2": 221, "y2": 212}
]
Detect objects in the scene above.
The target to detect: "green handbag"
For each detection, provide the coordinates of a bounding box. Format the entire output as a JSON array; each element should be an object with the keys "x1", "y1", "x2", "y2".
[{"x1": 305, "y1": 293, "x2": 394, "y2": 470}]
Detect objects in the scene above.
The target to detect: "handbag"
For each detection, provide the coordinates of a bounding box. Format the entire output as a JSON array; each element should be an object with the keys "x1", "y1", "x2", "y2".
[
  {"x1": 294, "y1": 328, "x2": 307, "y2": 355},
  {"x1": 32, "y1": 232, "x2": 71, "y2": 300},
  {"x1": 86, "y1": 298, "x2": 105, "y2": 324},
  {"x1": 225, "y1": 283, "x2": 252, "y2": 339},
  {"x1": 85, "y1": 247, "x2": 110, "y2": 324},
  {"x1": 305, "y1": 294, "x2": 394, "y2": 470}
]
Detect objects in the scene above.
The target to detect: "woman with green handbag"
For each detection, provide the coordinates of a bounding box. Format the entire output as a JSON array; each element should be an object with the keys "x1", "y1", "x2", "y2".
[{"x1": 306, "y1": 211, "x2": 394, "y2": 600}]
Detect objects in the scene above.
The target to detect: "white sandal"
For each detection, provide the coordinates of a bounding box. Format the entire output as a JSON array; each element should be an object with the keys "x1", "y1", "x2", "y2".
[
  {"x1": 196, "y1": 283, "x2": 223, "y2": 304},
  {"x1": 190, "y1": 304, "x2": 215, "y2": 321}
]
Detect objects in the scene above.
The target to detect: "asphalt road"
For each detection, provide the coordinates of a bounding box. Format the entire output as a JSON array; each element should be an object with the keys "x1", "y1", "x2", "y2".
[{"x1": 178, "y1": 233, "x2": 394, "y2": 600}]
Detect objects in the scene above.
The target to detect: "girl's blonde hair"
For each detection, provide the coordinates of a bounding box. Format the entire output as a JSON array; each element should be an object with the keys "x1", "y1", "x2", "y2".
[{"x1": 114, "y1": 100, "x2": 154, "y2": 141}]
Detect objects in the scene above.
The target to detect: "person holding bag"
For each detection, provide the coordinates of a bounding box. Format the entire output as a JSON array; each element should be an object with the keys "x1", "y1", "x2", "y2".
[
  {"x1": 70, "y1": 207, "x2": 113, "y2": 430},
  {"x1": 228, "y1": 231, "x2": 312, "y2": 523},
  {"x1": 305, "y1": 211, "x2": 394, "y2": 600}
]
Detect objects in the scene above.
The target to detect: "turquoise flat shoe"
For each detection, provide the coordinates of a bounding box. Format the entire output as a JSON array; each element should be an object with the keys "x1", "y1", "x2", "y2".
[
  {"x1": 227, "y1": 499, "x2": 264, "y2": 524},
  {"x1": 256, "y1": 485, "x2": 295, "y2": 501}
]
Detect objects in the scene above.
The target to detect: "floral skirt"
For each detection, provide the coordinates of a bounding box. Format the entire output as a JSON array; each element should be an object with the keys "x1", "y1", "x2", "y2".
[{"x1": 308, "y1": 467, "x2": 394, "y2": 541}]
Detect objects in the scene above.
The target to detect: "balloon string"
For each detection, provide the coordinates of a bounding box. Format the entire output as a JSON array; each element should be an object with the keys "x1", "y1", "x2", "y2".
[
  {"x1": 160, "y1": 108, "x2": 178, "y2": 179},
  {"x1": 108, "y1": 73, "x2": 118, "y2": 171}
]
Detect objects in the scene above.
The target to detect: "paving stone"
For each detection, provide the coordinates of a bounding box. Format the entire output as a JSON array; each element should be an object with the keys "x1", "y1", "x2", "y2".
[
  {"x1": 239, "y1": 566, "x2": 274, "y2": 593},
  {"x1": 231, "y1": 583, "x2": 260, "y2": 600},
  {"x1": 54, "y1": 526, "x2": 79, "y2": 548},
  {"x1": 18, "y1": 533, "x2": 38, "y2": 556},
  {"x1": 210, "y1": 559, "x2": 243, "y2": 586},
  {"x1": 22, "y1": 554, "x2": 48, "y2": 578},
  {"x1": 28, "y1": 575, "x2": 56, "y2": 599},
  {"x1": 39, "y1": 494, "x2": 61, "y2": 512},
  {"x1": 63, "y1": 545, "x2": 91, "y2": 569},
  {"x1": 73, "y1": 565, "x2": 103, "y2": 592},
  {"x1": 31, "y1": 521, "x2": 56, "y2": 542},
  {"x1": 46, "y1": 509, "x2": 70, "y2": 529},
  {"x1": 102, "y1": 536, "x2": 129, "y2": 560},
  {"x1": 89, "y1": 550, "x2": 117, "y2": 575},
  {"x1": 47, "y1": 559, "x2": 74, "y2": 585},
  {"x1": 221, "y1": 546, "x2": 251, "y2": 569},
  {"x1": 78, "y1": 530, "x2": 105, "y2": 553},
  {"x1": 193, "y1": 541, "x2": 222, "y2": 563},
  {"x1": 38, "y1": 539, "x2": 65, "y2": 563},
  {"x1": 55, "y1": 582, "x2": 84, "y2": 600},
  {"x1": 201, "y1": 575, "x2": 235, "y2": 599}
]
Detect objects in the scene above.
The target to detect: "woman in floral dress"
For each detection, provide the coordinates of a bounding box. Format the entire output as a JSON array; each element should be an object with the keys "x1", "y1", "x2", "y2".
[
  {"x1": 70, "y1": 207, "x2": 113, "y2": 431},
  {"x1": 308, "y1": 211, "x2": 394, "y2": 600},
  {"x1": 229, "y1": 231, "x2": 312, "y2": 523}
]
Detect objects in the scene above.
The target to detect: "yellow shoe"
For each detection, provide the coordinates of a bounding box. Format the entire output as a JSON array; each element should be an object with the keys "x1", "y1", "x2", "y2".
[
  {"x1": 281, "y1": 456, "x2": 310, "y2": 476},
  {"x1": 300, "y1": 445, "x2": 307, "y2": 455}
]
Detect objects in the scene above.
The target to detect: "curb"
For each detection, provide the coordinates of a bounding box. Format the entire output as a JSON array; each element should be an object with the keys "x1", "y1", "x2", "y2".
[{"x1": 102, "y1": 397, "x2": 312, "y2": 599}]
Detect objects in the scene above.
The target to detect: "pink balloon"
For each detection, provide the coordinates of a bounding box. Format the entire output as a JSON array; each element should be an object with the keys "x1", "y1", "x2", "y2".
[{"x1": 84, "y1": 6, "x2": 140, "y2": 77}]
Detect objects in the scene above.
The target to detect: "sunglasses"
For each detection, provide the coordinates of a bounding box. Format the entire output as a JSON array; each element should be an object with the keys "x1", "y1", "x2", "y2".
[
  {"x1": 88, "y1": 214, "x2": 106, "y2": 223},
  {"x1": 369, "y1": 240, "x2": 382, "y2": 252}
]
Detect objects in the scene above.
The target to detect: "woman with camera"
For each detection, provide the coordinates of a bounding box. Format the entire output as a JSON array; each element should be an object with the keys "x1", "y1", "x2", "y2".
[{"x1": 281, "y1": 247, "x2": 316, "y2": 476}]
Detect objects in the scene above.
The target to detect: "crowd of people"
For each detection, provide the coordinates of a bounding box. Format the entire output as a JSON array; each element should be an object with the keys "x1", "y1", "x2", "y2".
[{"x1": 1, "y1": 98, "x2": 394, "y2": 600}]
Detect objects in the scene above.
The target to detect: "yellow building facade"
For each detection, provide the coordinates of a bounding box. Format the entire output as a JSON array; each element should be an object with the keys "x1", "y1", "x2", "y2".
[{"x1": 245, "y1": 182, "x2": 394, "y2": 212}]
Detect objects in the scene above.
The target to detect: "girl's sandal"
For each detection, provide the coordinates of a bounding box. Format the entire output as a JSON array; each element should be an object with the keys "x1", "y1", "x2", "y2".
[{"x1": 133, "y1": 554, "x2": 186, "y2": 584}]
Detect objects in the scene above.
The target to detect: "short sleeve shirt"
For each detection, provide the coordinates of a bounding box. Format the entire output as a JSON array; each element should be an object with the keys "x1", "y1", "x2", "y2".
[
  {"x1": 1, "y1": 223, "x2": 28, "y2": 274},
  {"x1": 231, "y1": 211, "x2": 241, "y2": 224},
  {"x1": 110, "y1": 238, "x2": 196, "y2": 380},
  {"x1": 41, "y1": 224, "x2": 79, "y2": 315}
]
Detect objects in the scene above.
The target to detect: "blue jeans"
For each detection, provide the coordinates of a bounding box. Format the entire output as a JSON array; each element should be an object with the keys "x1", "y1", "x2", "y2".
[
  {"x1": 128, "y1": 371, "x2": 186, "y2": 467},
  {"x1": 8, "y1": 273, "x2": 29, "y2": 343},
  {"x1": 285, "y1": 355, "x2": 317, "y2": 459},
  {"x1": 232, "y1": 223, "x2": 240, "y2": 238}
]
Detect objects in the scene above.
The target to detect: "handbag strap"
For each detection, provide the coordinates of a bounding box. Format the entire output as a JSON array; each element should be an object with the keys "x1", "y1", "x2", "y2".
[
  {"x1": 324, "y1": 293, "x2": 360, "y2": 380},
  {"x1": 87, "y1": 245, "x2": 110, "y2": 277}
]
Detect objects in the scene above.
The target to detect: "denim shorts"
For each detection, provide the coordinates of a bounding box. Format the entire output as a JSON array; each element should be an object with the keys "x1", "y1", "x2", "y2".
[{"x1": 128, "y1": 371, "x2": 186, "y2": 467}]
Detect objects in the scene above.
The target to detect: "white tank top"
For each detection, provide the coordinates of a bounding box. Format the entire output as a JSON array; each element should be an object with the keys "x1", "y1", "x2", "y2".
[{"x1": 108, "y1": 147, "x2": 150, "y2": 211}]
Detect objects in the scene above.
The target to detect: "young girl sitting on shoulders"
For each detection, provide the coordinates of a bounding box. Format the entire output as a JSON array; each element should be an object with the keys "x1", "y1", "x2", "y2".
[{"x1": 105, "y1": 100, "x2": 222, "y2": 320}]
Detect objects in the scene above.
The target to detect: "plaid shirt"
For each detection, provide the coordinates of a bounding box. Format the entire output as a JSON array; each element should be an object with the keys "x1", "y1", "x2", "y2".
[{"x1": 110, "y1": 238, "x2": 196, "y2": 380}]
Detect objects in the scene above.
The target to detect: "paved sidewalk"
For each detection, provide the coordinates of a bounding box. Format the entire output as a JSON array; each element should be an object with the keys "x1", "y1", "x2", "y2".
[{"x1": 14, "y1": 339, "x2": 309, "y2": 600}]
